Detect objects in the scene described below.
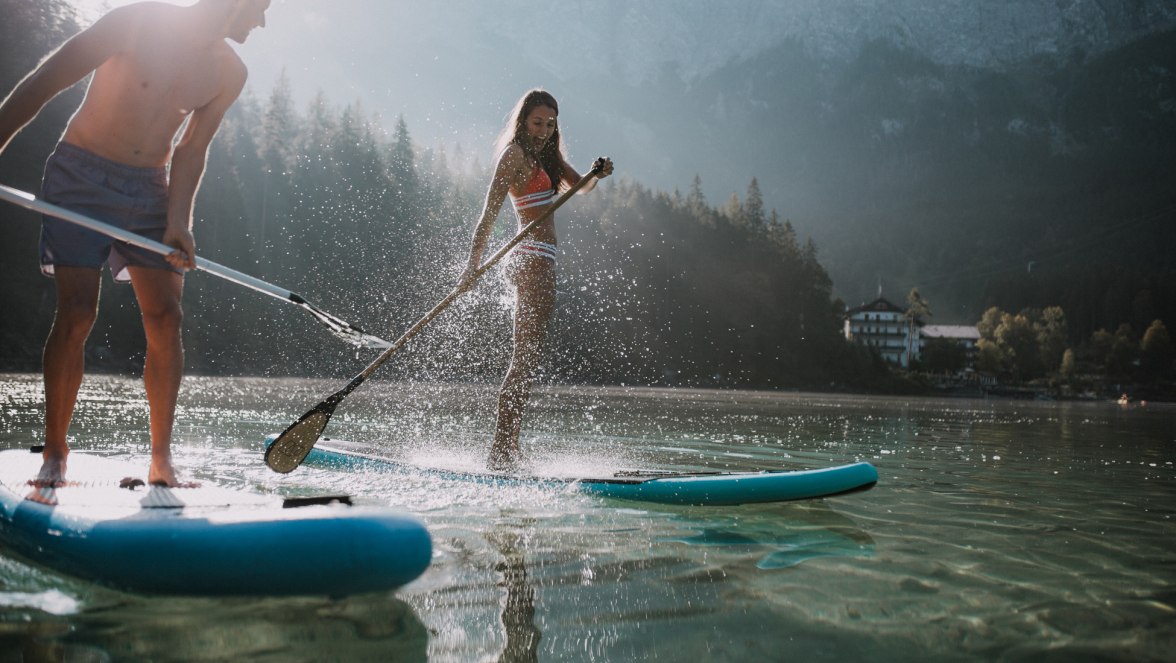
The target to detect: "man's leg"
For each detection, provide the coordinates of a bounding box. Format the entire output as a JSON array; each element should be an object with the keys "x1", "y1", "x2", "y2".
[
  {"x1": 38, "y1": 266, "x2": 102, "y2": 485},
  {"x1": 127, "y1": 266, "x2": 186, "y2": 486}
]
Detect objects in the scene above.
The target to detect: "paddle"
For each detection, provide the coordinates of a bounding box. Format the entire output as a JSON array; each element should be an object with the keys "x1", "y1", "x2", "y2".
[
  {"x1": 0, "y1": 183, "x2": 391, "y2": 349},
  {"x1": 264, "y1": 160, "x2": 608, "y2": 473}
]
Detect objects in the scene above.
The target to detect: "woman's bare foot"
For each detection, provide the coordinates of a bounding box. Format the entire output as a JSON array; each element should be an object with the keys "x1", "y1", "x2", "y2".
[{"x1": 487, "y1": 445, "x2": 524, "y2": 472}]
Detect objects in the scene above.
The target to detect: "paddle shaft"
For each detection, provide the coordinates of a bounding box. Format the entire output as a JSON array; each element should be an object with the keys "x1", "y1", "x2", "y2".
[
  {"x1": 0, "y1": 183, "x2": 389, "y2": 348},
  {"x1": 1, "y1": 183, "x2": 297, "y2": 300},
  {"x1": 328, "y1": 165, "x2": 604, "y2": 402}
]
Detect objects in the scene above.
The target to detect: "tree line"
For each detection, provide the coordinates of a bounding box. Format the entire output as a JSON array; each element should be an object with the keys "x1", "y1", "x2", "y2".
[
  {"x1": 196, "y1": 79, "x2": 892, "y2": 390},
  {"x1": 891, "y1": 282, "x2": 1174, "y2": 397},
  {"x1": 0, "y1": 3, "x2": 893, "y2": 391},
  {"x1": 975, "y1": 307, "x2": 1174, "y2": 388},
  {"x1": 4, "y1": 3, "x2": 1167, "y2": 398}
]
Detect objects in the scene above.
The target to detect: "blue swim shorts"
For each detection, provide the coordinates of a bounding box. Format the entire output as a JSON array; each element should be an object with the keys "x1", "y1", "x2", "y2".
[{"x1": 39, "y1": 142, "x2": 180, "y2": 283}]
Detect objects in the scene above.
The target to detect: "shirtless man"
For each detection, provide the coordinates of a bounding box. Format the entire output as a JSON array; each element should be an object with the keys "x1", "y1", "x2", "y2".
[{"x1": 0, "y1": 0, "x2": 269, "y2": 488}]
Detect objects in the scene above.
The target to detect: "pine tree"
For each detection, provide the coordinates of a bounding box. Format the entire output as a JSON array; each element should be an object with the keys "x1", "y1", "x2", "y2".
[
  {"x1": 687, "y1": 174, "x2": 707, "y2": 218},
  {"x1": 722, "y1": 192, "x2": 743, "y2": 226},
  {"x1": 1140, "y1": 319, "x2": 1174, "y2": 380},
  {"x1": 1035, "y1": 306, "x2": 1068, "y2": 374},
  {"x1": 388, "y1": 115, "x2": 419, "y2": 215},
  {"x1": 905, "y1": 288, "x2": 932, "y2": 367},
  {"x1": 1107, "y1": 323, "x2": 1138, "y2": 377},
  {"x1": 744, "y1": 177, "x2": 766, "y2": 229},
  {"x1": 1060, "y1": 348, "x2": 1077, "y2": 383},
  {"x1": 257, "y1": 71, "x2": 299, "y2": 259}
]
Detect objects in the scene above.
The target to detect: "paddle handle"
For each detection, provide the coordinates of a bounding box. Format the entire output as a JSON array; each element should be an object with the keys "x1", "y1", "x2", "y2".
[
  {"x1": 0, "y1": 183, "x2": 295, "y2": 301},
  {"x1": 338, "y1": 162, "x2": 607, "y2": 395},
  {"x1": 1, "y1": 183, "x2": 390, "y2": 348}
]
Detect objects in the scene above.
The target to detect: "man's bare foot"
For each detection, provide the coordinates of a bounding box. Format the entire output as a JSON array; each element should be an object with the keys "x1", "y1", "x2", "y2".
[
  {"x1": 25, "y1": 485, "x2": 59, "y2": 505},
  {"x1": 148, "y1": 460, "x2": 200, "y2": 488},
  {"x1": 27, "y1": 454, "x2": 68, "y2": 488}
]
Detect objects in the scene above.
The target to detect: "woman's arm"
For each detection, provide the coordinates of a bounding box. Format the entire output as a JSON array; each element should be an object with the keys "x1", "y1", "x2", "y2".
[
  {"x1": 559, "y1": 156, "x2": 613, "y2": 194},
  {"x1": 460, "y1": 145, "x2": 527, "y2": 284}
]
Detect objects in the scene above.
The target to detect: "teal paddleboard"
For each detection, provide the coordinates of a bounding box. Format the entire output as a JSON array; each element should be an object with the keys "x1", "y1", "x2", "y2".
[
  {"x1": 286, "y1": 437, "x2": 877, "y2": 506},
  {"x1": 0, "y1": 448, "x2": 431, "y2": 596}
]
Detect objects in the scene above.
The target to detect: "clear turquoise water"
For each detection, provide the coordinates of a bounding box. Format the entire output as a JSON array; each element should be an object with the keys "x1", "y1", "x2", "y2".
[{"x1": 1, "y1": 373, "x2": 1174, "y2": 662}]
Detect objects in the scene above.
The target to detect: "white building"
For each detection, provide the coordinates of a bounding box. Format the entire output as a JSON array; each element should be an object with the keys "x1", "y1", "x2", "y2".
[
  {"x1": 920, "y1": 325, "x2": 981, "y2": 369},
  {"x1": 844, "y1": 297, "x2": 918, "y2": 367},
  {"x1": 846, "y1": 298, "x2": 981, "y2": 371}
]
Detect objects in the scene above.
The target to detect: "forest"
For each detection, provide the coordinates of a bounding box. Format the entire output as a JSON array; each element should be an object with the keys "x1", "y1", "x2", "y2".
[
  {"x1": 1, "y1": 1, "x2": 1171, "y2": 398},
  {"x1": 0, "y1": 2, "x2": 898, "y2": 393}
]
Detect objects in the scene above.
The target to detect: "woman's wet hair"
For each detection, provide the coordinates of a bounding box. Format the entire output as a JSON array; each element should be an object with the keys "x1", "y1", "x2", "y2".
[{"x1": 496, "y1": 89, "x2": 567, "y2": 190}]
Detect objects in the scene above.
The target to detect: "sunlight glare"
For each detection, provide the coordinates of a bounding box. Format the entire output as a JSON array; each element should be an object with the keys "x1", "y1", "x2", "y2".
[{"x1": 71, "y1": 0, "x2": 170, "y2": 23}]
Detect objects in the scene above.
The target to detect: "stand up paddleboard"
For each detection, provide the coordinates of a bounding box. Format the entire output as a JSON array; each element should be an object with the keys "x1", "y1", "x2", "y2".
[
  {"x1": 0, "y1": 448, "x2": 431, "y2": 597},
  {"x1": 282, "y1": 437, "x2": 878, "y2": 506}
]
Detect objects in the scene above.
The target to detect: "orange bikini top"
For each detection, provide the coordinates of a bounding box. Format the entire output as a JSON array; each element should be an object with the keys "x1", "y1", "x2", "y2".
[{"x1": 510, "y1": 163, "x2": 555, "y2": 212}]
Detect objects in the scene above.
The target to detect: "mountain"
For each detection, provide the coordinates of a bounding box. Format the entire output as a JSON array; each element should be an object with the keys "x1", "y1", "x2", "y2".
[
  {"x1": 39, "y1": 0, "x2": 1175, "y2": 326},
  {"x1": 685, "y1": 26, "x2": 1176, "y2": 306},
  {"x1": 499, "y1": 0, "x2": 1176, "y2": 82},
  {"x1": 230, "y1": 2, "x2": 1176, "y2": 323}
]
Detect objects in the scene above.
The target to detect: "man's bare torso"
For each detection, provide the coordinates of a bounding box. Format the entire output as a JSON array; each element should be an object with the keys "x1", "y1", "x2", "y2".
[{"x1": 63, "y1": 3, "x2": 239, "y2": 168}]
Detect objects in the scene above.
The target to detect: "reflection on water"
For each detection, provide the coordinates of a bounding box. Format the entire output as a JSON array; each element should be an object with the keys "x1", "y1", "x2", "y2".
[
  {"x1": 668, "y1": 504, "x2": 875, "y2": 569},
  {"x1": 1, "y1": 374, "x2": 1175, "y2": 661},
  {"x1": 488, "y1": 519, "x2": 541, "y2": 663},
  {"x1": 0, "y1": 576, "x2": 428, "y2": 661}
]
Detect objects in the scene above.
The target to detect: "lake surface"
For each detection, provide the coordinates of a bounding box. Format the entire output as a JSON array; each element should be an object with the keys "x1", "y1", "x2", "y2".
[{"x1": 1, "y1": 373, "x2": 1174, "y2": 662}]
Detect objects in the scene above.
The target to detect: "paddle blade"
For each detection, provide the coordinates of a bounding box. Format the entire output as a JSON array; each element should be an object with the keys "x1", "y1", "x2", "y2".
[
  {"x1": 296, "y1": 300, "x2": 392, "y2": 350},
  {"x1": 265, "y1": 405, "x2": 334, "y2": 473}
]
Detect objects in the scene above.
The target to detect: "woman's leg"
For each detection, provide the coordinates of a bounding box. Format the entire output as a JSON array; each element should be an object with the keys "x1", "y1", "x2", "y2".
[{"x1": 489, "y1": 257, "x2": 556, "y2": 466}]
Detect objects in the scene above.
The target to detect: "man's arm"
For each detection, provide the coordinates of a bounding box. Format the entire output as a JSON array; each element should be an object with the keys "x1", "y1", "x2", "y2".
[
  {"x1": 0, "y1": 9, "x2": 133, "y2": 153},
  {"x1": 162, "y1": 54, "x2": 247, "y2": 270}
]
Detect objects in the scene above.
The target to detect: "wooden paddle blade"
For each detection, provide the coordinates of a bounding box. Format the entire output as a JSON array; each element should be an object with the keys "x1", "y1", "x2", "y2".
[{"x1": 265, "y1": 406, "x2": 334, "y2": 473}]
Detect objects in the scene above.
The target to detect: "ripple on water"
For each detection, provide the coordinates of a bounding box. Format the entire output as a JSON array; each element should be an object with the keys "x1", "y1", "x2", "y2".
[{"x1": 2, "y1": 375, "x2": 1175, "y2": 661}]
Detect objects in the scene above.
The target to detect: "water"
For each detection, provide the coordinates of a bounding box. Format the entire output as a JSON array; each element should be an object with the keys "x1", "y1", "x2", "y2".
[{"x1": 1, "y1": 373, "x2": 1174, "y2": 662}]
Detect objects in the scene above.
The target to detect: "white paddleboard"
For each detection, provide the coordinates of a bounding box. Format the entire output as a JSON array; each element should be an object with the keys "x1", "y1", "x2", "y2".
[{"x1": 0, "y1": 448, "x2": 431, "y2": 596}]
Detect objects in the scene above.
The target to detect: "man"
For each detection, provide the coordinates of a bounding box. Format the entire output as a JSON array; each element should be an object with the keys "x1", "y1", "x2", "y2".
[{"x1": 0, "y1": 0, "x2": 269, "y2": 488}]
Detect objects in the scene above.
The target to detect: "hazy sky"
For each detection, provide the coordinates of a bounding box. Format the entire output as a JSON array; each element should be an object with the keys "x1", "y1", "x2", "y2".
[
  {"x1": 51, "y1": 0, "x2": 1176, "y2": 317},
  {"x1": 64, "y1": 0, "x2": 762, "y2": 217},
  {"x1": 69, "y1": 1, "x2": 626, "y2": 171},
  {"x1": 62, "y1": 0, "x2": 1176, "y2": 224}
]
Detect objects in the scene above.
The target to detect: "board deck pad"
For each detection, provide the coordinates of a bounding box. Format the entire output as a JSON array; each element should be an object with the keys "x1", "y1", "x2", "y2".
[
  {"x1": 0, "y1": 448, "x2": 431, "y2": 596},
  {"x1": 1, "y1": 451, "x2": 267, "y2": 511},
  {"x1": 295, "y1": 437, "x2": 878, "y2": 506}
]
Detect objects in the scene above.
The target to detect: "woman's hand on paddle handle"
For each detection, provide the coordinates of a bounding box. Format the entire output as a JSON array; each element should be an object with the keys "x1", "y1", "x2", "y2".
[
  {"x1": 574, "y1": 157, "x2": 613, "y2": 195},
  {"x1": 591, "y1": 156, "x2": 614, "y2": 179}
]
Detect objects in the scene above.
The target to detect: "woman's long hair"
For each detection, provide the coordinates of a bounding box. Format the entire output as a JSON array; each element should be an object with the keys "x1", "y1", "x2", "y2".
[{"x1": 494, "y1": 89, "x2": 567, "y2": 190}]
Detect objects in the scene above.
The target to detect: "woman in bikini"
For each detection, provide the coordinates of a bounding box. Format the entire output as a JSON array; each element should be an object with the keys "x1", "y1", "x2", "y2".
[{"x1": 460, "y1": 89, "x2": 613, "y2": 468}]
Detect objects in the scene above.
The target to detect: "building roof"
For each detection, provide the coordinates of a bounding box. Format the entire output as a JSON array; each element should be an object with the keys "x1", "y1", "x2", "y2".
[
  {"x1": 846, "y1": 297, "x2": 905, "y2": 316},
  {"x1": 921, "y1": 325, "x2": 980, "y2": 340}
]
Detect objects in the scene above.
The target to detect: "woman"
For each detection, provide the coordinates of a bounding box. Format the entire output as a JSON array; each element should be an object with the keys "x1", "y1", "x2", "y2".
[{"x1": 461, "y1": 89, "x2": 613, "y2": 469}]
